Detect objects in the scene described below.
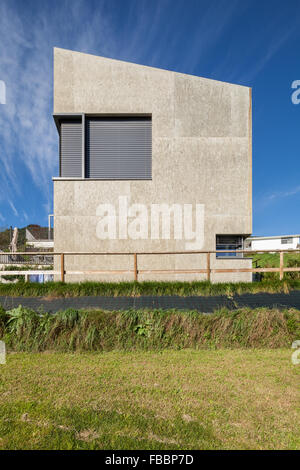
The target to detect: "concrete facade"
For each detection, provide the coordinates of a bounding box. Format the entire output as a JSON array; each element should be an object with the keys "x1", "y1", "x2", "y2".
[{"x1": 53, "y1": 47, "x2": 252, "y2": 282}]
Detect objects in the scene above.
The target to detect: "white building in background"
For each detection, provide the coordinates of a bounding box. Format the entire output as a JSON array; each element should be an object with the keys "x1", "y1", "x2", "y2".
[
  {"x1": 246, "y1": 234, "x2": 300, "y2": 251},
  {"x1": 26, "y1": 226, "x2": 54, "y2": 250}
]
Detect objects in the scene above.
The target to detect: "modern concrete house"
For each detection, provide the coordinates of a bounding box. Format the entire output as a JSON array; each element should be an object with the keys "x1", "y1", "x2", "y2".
[{"x1": 53, "y1": 47, "x2": 252, "y2": 282}]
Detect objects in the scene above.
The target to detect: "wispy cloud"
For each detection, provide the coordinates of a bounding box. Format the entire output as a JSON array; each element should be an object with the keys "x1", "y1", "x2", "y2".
[
  {"x1": 257, "y1": 185, "x2": 300, "y2": 209},
  {"x1": 175, "y1": 0, "x2": 241, "y2": 75},
  {"x1": 9, "y1": 200, "x2": 18, "y2": 217},
  {"x1": 0, "y1": 0, "x2": 117, "y2": 223},
  {"x1": 120, "y1": 0, "x2": 243, "y2": 76},
  {"x1": 0, "y1": 2, "x2": 56, "y2": 208},
  {"x1": 237, "y1": 26, "x2": 298, "y2": 84},
  {"x1": 267, "y1": 186, "x2": 300, "y2": 201}
]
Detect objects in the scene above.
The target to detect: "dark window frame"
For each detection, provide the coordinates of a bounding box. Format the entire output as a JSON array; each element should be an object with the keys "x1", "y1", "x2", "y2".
[
  {"x1": 55, "y1": 113, "x2": 152, "y2": 181},
  {"x1": 216, "y1": 235, "x2": 244, "y2": 258}
]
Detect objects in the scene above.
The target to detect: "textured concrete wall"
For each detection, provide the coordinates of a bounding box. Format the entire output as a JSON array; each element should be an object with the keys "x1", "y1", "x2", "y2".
[{"x1": 53, "y1": 48, "x2": 252, "y2": 282}]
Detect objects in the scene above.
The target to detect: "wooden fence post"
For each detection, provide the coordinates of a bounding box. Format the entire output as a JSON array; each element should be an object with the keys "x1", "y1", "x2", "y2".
[
  {"x1": 61, "y1": 253, "x2": 65, "y2": 282},
  {"x1": 134, "y1": 253, "x2": 138, "y2": 281},
  {"x1": 280, "y1": 252, "x2": 284, "y2": 280},
  {"x1": 206, "y1": 252, "x2": 211, "y2": 282}
]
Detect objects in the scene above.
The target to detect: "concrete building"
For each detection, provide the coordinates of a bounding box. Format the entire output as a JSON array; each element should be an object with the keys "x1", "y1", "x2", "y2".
[
  {"x1": 53, "y1": 47, "x2": 252, "y2": 282},
  {"x1": 246, "y1": 235, "x2": 300, "y2": 251}
]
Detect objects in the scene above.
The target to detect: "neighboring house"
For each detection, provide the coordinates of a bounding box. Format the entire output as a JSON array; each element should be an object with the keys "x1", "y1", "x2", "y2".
[
  {"x1": 26, "y1": 225, "x2": 54, "y2": 250},
  {"x1": 52, "y1": 47, "x2": 252, "y2": 282},
  {"x1": 246, "y1": 235, "x2": 300, "y2": 251}
]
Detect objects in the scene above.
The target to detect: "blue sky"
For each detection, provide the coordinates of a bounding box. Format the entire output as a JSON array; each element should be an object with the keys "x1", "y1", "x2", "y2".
[{"x1": 0, "y1": 0, "x2": 299, "y2": 236}]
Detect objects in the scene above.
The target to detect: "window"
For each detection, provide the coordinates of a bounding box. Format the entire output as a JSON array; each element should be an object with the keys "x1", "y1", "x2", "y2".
[
  {"x1": 281, "y1": 237, "x2": 293, "y2": 244},
  {"x1": 216, "y1": 235, "x2": 244, "y2": 258},
  {"x1": 58, "y1": 115, "x2": 152, "y2": 179},
  {"x1": 60, "y1": 119, "x2": 82, "y2": 177}
]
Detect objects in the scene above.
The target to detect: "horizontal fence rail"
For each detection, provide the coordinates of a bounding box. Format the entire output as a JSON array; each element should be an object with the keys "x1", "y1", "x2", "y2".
[{"x1": 0, "y1": 249, "x2": 299, "y2": 282}]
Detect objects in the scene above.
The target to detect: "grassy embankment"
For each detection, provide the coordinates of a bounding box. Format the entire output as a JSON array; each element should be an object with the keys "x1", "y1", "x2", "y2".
[
  {"x1": 249, "y1": 251, "x2": 300, "y2": 280},
  {"x1": 1, "y1": 305, "x2": 299, "y2": 351},
  {"x1": 0, "y1": 305, "x2": 299, "y2": 450}
]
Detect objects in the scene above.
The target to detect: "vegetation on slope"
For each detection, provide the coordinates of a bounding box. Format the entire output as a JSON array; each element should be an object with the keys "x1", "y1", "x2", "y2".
[
  {"x1": 1, "y1": 305, "x2": 299, "y2": 352},
  {"x1": 0, "y1": 226, "x2": 26, "y2": 251},
  {"x1": 249, "y1": 252, "x2": 300, "y2": 280}
]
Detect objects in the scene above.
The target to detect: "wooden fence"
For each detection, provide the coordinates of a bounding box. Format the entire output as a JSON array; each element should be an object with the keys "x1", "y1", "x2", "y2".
[{"x1": 0, "y1": 249, "x2": 299, "y2": 282}]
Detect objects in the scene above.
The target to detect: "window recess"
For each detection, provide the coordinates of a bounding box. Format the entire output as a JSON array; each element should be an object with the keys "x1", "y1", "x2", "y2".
[{"x1": 216, "y1": 235, "x2": 244, "y2": 258}]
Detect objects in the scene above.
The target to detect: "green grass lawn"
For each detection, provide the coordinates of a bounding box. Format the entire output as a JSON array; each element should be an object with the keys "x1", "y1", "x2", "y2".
[
  {"x1": 245, "y1": 252, "x2": 300, "y2": 282},
  {"x1": 250, "y1": 252, "x2": 300, "y2": 268},
  {"x1": 0, "y1": 278, "x2": 300, "y2": 297},
  {"x1": 0, "y1": 350, "x2": 299, "y2": 450}
]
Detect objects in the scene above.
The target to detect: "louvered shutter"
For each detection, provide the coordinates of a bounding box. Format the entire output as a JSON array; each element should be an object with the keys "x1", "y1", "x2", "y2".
[
  {"x1": 60, "y1": 120, "x2": 82, "y2": 177},
  {"x1": 86, "y1": 117, "x2": 152, "y2": 179}
]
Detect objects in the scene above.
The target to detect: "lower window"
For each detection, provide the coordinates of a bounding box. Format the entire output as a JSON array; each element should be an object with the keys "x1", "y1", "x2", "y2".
[{"x1": 216, "y1": 235, "x2": 244, "y2": 258}]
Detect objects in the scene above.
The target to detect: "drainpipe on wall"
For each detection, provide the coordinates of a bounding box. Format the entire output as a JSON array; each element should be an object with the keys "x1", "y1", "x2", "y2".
[{"x1": 48, "y1": 214, "x2": 54, "y2": 240}]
